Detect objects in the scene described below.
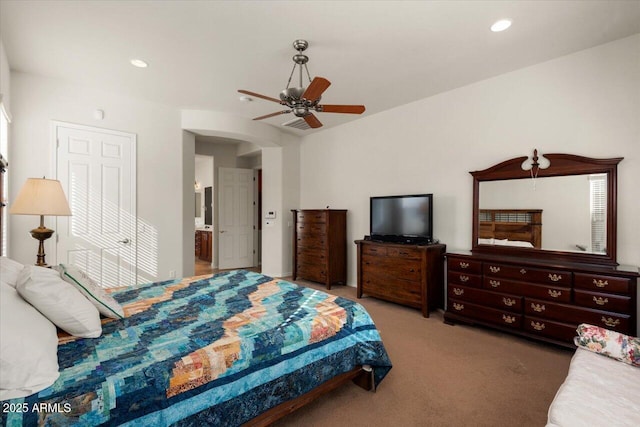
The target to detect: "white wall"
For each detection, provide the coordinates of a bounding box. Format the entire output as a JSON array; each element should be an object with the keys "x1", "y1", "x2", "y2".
[
  {"x1": 9, "y1": 72, "x2": 185, "y2": 282},
  {"x1": 0, "y1": 38, "x2": 10, "y2": 116},
  {"x1": 299, "y1": 35, "x2": 640, "y2": 288}
]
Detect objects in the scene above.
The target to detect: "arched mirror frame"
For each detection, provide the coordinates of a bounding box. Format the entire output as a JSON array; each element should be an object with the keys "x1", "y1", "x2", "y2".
[{"x1": 471, "y1": 151, "x2": 622, "y2": 266}]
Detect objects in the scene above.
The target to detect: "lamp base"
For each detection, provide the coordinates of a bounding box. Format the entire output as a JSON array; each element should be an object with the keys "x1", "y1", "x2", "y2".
[{"x1": 30, "y1": 226, "x2": 54, "y2": 267}]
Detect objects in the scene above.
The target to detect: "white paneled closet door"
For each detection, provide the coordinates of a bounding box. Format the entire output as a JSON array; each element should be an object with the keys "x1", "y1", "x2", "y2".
[{"x1": 54, "y1": 122, "x2": 137, "y2": 287}]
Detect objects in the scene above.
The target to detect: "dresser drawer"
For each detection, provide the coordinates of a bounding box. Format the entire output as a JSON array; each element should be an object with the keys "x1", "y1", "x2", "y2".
[
  {"x1": 449, "y1": 271, "x2": 482, "y2": 288},
  {"x1": 296, "y1": 234, "x2": 326, "y2": 249},
  {"x1": 296, "y1": 247, "x2": 327, "y2": 264},
  {"x1": 296, "y1": 210, "x2": 327, "y2": 223},
  {"x1": 524, "y1": 298, "x2": 631, "y2": 333},
  {"x1": 362, "y1": 255, "x2": 422, "y2": 281},
  {"x1": 520, "y1": 282, "x2": 571, "y2": 303},
  {"x1": 574, "y1": 273, "x2": 632, "y2": 295},
  {"x1": 387, "y1": 246, "x2": 421, "y2": 260},
  {"x1": 523, "y1": 316, "x2": 577, "y2": 343},
  {"x1": 362, "y1": 272, "x2": 422, "y2": 307},
  {"x1": 447, "y1": 285, "x2": 522, "y2": 312},
  {"x1": 483, "y1": 263, "x2": 571, "y2": 286},
  {"x1": 447, "y1": 256, "x2": 482, "y2": 274},
  {"x1": 574, "y1": 289, "x2": 631, "y2": 313},
  {"x1": 361, "y1": 244, "x2": 388, "y2": 257},
  {"x1": 296, "y1": 222, "x2": 326, "y2": 237},
  {"x1": 448, "y1": 299, "x2": 522, "y2": 329},
  {"x1": 296, "y1": 262, "x2": 327, "y2": 283}
]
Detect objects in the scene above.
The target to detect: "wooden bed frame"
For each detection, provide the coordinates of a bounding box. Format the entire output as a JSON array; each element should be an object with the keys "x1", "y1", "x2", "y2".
[
  {"x1": 246, "y1": 366, "x2": 373, "y2": 426},
  {"x1": 478, "y1": 209, "x2": 542, "y2": 249}
]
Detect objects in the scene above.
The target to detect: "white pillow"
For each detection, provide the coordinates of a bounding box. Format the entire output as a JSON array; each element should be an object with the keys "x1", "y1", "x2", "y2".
[
  {"x1": 0, "y1": 256, "x2": 24, "y2": 288},
  {"x1": 16, "y1": 265, "x2": 102, "y2": 338},
  {"x1": 0, "y1": 282, "x2": 60, "y2": 400},
  {"x1": 53, "y1": 264, "x2": 125, "y2": 319}
]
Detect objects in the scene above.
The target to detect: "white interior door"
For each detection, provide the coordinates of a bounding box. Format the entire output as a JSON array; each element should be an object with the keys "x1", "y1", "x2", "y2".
[
  {"x1": 54, "y1": 122, "x2": 136, "y2": 288},
  {"x1": 218, "y1": 167, "x2": 254, "y2": 269}
]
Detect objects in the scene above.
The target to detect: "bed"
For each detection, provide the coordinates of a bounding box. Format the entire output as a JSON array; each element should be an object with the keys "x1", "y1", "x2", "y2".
[
  {"x1": 546, "y1": 324, "x2": 640, "y2": 427},
  {"x1": 1, "y1": 269, "x2": 392, "y2": 426},
  {"x1": 478, "y1": 208, "x2": 542, "y2": 248}
]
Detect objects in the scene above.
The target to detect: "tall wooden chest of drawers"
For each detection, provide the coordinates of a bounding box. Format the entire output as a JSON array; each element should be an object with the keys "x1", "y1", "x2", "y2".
[
  {"x1": 356, "y1": 240, "x2": 446, "y2": 317},
  {"x1": 292, "y1": 209, "x2": 347, "y2": 290},
  {"x1": 444, "y1": 251, "x2": 638, "y2": 347}
]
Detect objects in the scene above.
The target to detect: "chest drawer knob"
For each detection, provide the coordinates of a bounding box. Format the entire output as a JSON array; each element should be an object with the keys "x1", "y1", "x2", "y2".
[
  {"x1": 548, "y1": 289, "x2": 562, "y2": 298},
  {"x1": 489, "y1": 266, "x2": 500, "y2": 273},
  {"x1": 453, "y1": 288, "x2": 464, "y2": 296},
  {"x1": 502, "y1": 297, "x2": 516, "y2": 307},
  {"x1": 459, "y1": 275, "x2": 469, "y2": 282},
  {"x1": 489, "y1": 279, "x2": 501, "y2": 288},
  {"x1": 452, "y1": 303, "x2": 464, "y2": 311},
  {"x1": 548, "y1": 273, "x2": 562, "y2": 282},
  {"x1": 593, "y1": 296, "x2": 609, "y2": 306},
  {"x1": 531, "y1": 321, "x2": 546, "y2": 331},
  {"x1": 502, "y1": 314, "x2": 516, "y2": 324},
  {"x1": 520, "y1": 268, "x2": 527, "y2": 275},
  {"x1": 601, "y1": 317, "x2": 620, "y2": 328},
  {"x1": 593, "y1": 279, "x2": 609, "y2": 288},
  {"x1": 531, "y1": 303, "x2": 546, "y2": 313},
  {"x1": 459, "y1": 262, "x2": 469, "y2": 269}
]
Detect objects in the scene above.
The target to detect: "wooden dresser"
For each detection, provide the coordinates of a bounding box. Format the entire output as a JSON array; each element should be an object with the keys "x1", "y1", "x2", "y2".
[
  {"x1": 292, "y1": 209, "x2": 347, "y2": 290},
  {"x1": 195, "y1": 229, "x2": 212, "y2": 262},
  {"x1": 356, "y1": 240, "x2": 446, "y2": 317},
  {"x1": 445, "y1": 251, "x2": 638, "y2": 347}
]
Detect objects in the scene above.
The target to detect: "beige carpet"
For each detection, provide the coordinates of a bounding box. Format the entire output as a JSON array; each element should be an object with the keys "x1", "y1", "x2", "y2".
[{"x1": 272, "y1": 279, "x2": 573, "y2": 427}]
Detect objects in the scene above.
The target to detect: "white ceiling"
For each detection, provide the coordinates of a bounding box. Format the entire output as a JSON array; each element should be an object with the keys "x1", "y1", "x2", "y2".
[{"x1": 1, "y1": 1, "x2": 639, "y2": 135}]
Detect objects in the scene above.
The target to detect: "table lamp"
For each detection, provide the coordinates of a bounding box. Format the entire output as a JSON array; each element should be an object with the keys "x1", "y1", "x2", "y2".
[{"x1": 10, "y1": 177, "x2": 72, "y2": 266}]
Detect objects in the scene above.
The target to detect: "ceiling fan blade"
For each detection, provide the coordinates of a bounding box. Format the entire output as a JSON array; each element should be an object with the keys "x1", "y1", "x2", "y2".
[
  {"x1": 253, "y1": 110, "x2": 291, "y2": 121},
  {"x1": 319, "y1": 104, "x2": 366, "y2": 114},
  {"x1": 303, "y1": 113, "x2": 323, "y2": 129},
  {"x1": 238, "y1": 89, "x2": 282, "y2": 104},
  {"x1": 302, "y1": 77, "x2": 331, "y2": 101}
]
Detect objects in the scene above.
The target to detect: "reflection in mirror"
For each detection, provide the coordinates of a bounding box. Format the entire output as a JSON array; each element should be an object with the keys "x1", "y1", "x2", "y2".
[
  {"x1": 478, "y1": 173, "x2": 607, "y2": 254},
  {"x1": 195, "y1": 192, "x2": 202, "y2": 218}
]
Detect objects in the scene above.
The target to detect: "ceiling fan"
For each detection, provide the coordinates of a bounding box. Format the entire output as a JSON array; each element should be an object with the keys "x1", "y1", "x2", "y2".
[{"x1": 238, "y1": 40, "x2": 365, "y2": 129}]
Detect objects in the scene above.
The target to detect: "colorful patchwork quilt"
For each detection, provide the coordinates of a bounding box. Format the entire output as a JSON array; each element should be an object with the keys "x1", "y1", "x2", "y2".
[{"x1": 1, "y1": 270, "x2": 391, "y2": 426}]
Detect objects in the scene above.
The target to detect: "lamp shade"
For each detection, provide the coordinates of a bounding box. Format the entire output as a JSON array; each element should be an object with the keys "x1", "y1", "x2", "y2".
[{"x1": 10, "y1": 178, "x2": 72, "y2": 216}]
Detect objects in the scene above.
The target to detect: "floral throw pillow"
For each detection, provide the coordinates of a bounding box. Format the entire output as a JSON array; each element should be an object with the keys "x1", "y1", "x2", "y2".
[{"x1": 574, "y1": 323, "x2": 639, "y2": 367}]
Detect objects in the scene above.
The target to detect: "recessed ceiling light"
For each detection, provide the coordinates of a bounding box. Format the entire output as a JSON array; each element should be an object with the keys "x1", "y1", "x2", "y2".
[
  {"x1": 239, "y1": 96, "x2": 253, "y2": 102},
  {"x1": 491, "y1": 19, "x2": 512, "y2": 32},
  {"x1": 130, "y1": 59, "x2": 148, "y2": 68}
]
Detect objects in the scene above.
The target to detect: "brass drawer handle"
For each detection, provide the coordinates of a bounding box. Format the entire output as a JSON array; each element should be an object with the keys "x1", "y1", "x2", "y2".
[
  {"x1": 459, "y1": 262, "x2": 470, "y2": 269},
  {"x1": 531, "y1": 321, "x2": 546, "y2": 331},
  {"x1": 489, "y1": 266, "x2": 501, "y2": 273},
  {"x1": 502, "y1": 314, "x2": 516, "y2": 324},
  {"x1": 531, "y1": 303, "x2": 546, "y2": 313},
  {"x1": 593, "y1": 279, "x2": 609, "y2": 288},
  {"x1": 502, "y1": 297, "x2": 516, "y2": 307},
  {"x1": 489, "y1": 279, "x2": 501, "y2": 288},
  {"x1": 520, "y1": 269, "x2": 527, "y2": 275},
  {"x1": 459, "y1": 275, "x2": 469, "y2": 282},
  {"x1": 593, "y1": 296, "x2": 609, "y2": 306},
  {"x1": 452, "y1": 303, "x2": 464, "y2": 311},
  {"x1": 601, "y1": 317, "x2": 620, "y2": 328},
  {"x1": 548, "y1": 289, "x2": 562, "y2": 298},
  {"x1": 453, "y1": 288, "x2": 464, "y2": 296},
  {"x1": 549, "y1": 273, "x2": 562, "y2": 282}
]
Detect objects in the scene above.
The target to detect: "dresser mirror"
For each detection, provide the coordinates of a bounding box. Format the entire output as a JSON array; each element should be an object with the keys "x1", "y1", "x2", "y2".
[{"x1": 471, "y1": 150, "x2": 622, "y2": 266}]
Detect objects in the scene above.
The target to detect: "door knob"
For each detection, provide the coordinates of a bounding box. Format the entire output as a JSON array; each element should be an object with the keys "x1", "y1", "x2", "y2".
[{"x1": 117, "y1": 238, "x2": 130, "y2": 244}]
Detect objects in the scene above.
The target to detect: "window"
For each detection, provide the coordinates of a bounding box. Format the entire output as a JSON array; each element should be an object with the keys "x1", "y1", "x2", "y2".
[{"x1": 589, "y1": 174, "x2": 607, "y2": 253}]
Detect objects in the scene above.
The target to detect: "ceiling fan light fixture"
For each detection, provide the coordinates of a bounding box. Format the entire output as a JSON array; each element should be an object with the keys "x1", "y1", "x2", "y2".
[
  {"x1": 239, "y1": 95, "x2": 253, "y2": 102},
  {"x1": 491, "y1": 19, "x2": 512, "y2": 32}
]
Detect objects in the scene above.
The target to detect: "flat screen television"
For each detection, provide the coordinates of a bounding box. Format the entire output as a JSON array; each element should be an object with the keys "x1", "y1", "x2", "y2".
[{"x1": 370, "y1": 194, "x2": 433, "y2": 244}]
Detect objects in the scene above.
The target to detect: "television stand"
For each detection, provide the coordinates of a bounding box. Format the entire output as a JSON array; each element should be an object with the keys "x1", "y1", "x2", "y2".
[{"x1": 355, "y1": 239, "x2": 446, "y2": 317}]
